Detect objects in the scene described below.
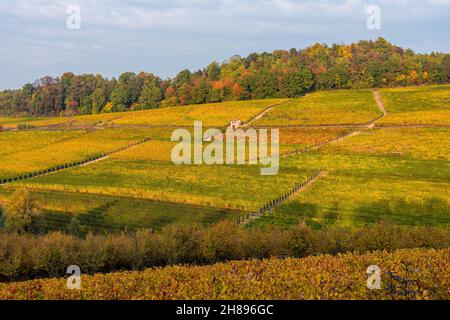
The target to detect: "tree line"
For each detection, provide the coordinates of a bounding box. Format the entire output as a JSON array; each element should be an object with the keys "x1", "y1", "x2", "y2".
[{"x1": 1, "y1": 38, "x2": 449, "y2": 116}]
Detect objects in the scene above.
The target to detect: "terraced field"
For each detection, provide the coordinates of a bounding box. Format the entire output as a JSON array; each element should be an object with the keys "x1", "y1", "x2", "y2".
[
  {"x1": 11, "y1": 160, "x2": 313, "y2": 211},
  {"x1": 0, "y1": 189, "x2": 245, "y2": 233},
  {"x1": 0, "y1": 112, "x2": 121, "y2": 129},
  {"x1": 320, "y1": 127, "x2": 450, "y2": 160},
  {"x1": 252, "y1": 143, "x2": 450, "y2": 228}
]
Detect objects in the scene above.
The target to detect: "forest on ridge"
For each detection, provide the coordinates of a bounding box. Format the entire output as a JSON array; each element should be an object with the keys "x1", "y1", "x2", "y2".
[{"x1": 0, "y1": 38, "x2": 449, "y2": 117}]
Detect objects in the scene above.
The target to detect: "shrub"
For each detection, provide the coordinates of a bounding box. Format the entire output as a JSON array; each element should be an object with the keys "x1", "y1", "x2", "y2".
[
  {"x1": 4, "y1": 189, "x2": 42, "y2": 234},
  {"x1": 160, "y1": 225, "x2": 204, "y2": 265},
  {"x1": 0, "y1": 222, "x2": 448, "y2": 282},
  {"x1": 286, "y1": 223, "x2": 314, "y2": 257},
  {"x1": 36, "y1": 232, "x2": 80, "y2": 278},
  {"x1": 202, "y1": 221, "x2": 246, "y2": 263}
]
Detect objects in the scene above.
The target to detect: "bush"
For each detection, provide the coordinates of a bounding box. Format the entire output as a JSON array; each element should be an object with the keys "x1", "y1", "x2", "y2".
[
  {"x1": 4, "y1": 189, "x2": 41, "y2": 234},
  {"x1": 67, "y1": 217, "x2": 84, "y2": 237},
  {"x1": 160, "y1": 225, "x2": 204, "y2": 265},
  {"x1": 287, "y1": 223, "x2": 314, "y2": 258},
  {"x1": 0, "y1": 222, "x2": 448, "y2": 282},
  {"x1": 202, "y1": 221, "x2": 245, "y2": 263}
]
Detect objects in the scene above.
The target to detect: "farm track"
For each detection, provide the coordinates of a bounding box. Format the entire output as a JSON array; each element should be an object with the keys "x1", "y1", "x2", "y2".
[
  {"x1": 366, "y1": 90, "x2": 387, "y2": 129},
  {"x1": 373, "y1": 90, "x2": 388, "y2": 115},
  {"x1": 281, "y1": 91, "x2": 390, "y2": 158},
  {"x1": 241, "y1": 99, "x2": 293, "y2": 128}
]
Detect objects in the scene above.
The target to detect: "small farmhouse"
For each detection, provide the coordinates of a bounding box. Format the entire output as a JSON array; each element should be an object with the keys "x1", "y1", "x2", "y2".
[{"x1": 229, "y1": 119, "x2": 242, "y2": 130}]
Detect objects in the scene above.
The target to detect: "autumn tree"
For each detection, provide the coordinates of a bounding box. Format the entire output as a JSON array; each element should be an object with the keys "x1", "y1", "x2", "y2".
[
  {"x1": 90, "y1": 88, "x2": 105, "y2": 114},
  {"x1": 110, "y1": 83, "x2": 129, "y2": 112},
  {"x1": 139, "y1": 75, "x2": 163, "y2": 109},
  {"x1": 279, "y1": 68, "x2": 314, "y2": 97},
  {"x1": 206, "y1": 62, "x2": 221, "y2": 81},
  {"x1": 4, "y1": 189, "x2": 42, "y2": 234}
]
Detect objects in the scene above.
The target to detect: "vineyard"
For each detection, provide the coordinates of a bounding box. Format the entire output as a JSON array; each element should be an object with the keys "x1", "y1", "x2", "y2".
[
  {"x1": 0, "y1": 99, "x2": 287, "y2": 130},
  {"x1": 0, "y1": 248, "x2": 448, "y2": 300},
  {"x1": 0, "y1": 84, "x2": 449, "y2": 301},
  {"x1": 114, "y1": 99, "x2": 288, "y2": 127},
  {"x1": 319, "y1": 127, "x2": 450, "y2": 160},
  {"x1": 0, "y1": 128, "x2": 151, "y2": 179},
  {"x1": 0, "y1": 85, "x2": 449, "y2": 233},
  {"x1": 0, "y1": 189, "x2": 244, "y2": 233},
  {"x1": 252, "y1": 90, "x2": 381, "y2": 126},
  {"x1": 378, "y1": 85, "x2": 450, "y2": 126}
]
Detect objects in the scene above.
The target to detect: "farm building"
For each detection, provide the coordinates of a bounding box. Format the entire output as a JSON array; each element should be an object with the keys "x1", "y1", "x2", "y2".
[{"x1": 229, "y1": 119, "x2": 242, "y2": 130}]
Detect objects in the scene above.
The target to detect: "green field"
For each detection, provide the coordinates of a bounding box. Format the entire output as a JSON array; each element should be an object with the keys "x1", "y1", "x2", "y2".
[
  {"x1": 10, "y1": 160, "x2": 313, "y2": 211},
  {"x1": 320, "y1": 127, "x2": 450, "y2": 160}
]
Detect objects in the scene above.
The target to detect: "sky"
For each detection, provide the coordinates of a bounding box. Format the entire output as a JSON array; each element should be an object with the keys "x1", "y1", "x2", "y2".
[{"x1": 0, "y1": 0, "x2": 449, "y2": 90}]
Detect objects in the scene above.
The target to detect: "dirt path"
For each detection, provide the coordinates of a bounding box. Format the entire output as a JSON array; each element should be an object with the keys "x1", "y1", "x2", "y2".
[
  {"x1": 242, "y1": 100, "x2": 292, "y2": 128},
  {"x1": 373, "y1": 90, "x2": 388, "y2": 115},
  {"x1": 281, "y1": 91, "x2": 387, "y2": 157},
  {"x1": 240, "y1": 170, "x2": 326, "y2": 225},
  {"x1": 366, "y1": 91, "x2": 388, "y2": 129}
]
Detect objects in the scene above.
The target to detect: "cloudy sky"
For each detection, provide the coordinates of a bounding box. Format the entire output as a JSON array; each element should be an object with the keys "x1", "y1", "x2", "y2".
[{"x1": 0, "y1": 0, "x2": 449, "y2": 89}]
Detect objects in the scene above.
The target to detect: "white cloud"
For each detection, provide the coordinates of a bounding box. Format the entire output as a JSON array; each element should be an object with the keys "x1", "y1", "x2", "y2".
[{"x1": 0, "y1": 0, "x2": 448, "y2": 89}]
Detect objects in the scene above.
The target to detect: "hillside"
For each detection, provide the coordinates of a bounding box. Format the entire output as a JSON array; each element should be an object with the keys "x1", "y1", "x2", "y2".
[
  {"x1": 0, "y1": 85, "x2": 448, "y2": 233},
  {"x1": 0, "y1": 38, "x2": 448, "y2": 117},
  {"x1": 0, "y1": 248, "x2": 448, "y2": 300}
]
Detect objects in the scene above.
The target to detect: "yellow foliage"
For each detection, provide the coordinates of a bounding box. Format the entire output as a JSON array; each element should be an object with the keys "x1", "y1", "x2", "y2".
[{"x1": 0, "y1": 248, "x2": 448, "y2": 300}]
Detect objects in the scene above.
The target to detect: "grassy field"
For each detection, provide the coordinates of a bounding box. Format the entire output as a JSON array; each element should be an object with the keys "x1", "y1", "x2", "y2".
[
  {"x1": 1, "y1": 248, "x2": 448, "y2": 300},
  {"x1": 319, "y1": 127, "x2": 450, "y2": 160},
  {"x1": 378, "y1": 85, "x2": 450, "y2": 126},
  {"x1": 0, "y1": 113, "x2": 122, "y2": 129},
  {"x1": 0, "y1": 130, "x2": 81, "y2": 156},
  {"x1": 253, "y1": 90, "x2": 381, "y2": 126}
]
